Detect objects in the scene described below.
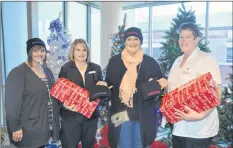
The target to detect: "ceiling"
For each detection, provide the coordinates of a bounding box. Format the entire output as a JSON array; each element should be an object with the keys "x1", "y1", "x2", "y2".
[
  {"x1": 83, "y1": 1, "x2": 180, "y2": 9},
  {"x1": 85, "y1": 1, "x2": 169, "y2": 9},
  {"x1": 89, "y1": 2, "x2": 147, "y2": 6}
]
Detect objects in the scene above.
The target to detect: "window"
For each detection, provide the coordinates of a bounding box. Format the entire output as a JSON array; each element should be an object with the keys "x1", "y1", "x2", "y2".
[
  {"x1": 226, "y1": 47, "x2": 232, "y2": 63},
  {"x1": 0, "y1": 15, "x2": 4, "y2": 127},
  {"x1": 152, "y1": 47, "x2": 163, "y2": 59},
  {"x1": 67, "y1": 2, "x2": 87, "y2": 40},
  {"x1": 208, "y1": 2, "x2": 232, "y2": 64},
  {"x1": 152, "y1": 3, "x2": 181, "y2": 59},
  {"x1": 38, "y1": 2, "x2": 63, "y2": 44},
  {"x1": 151, "y1": 2, "x2": 207, "y2": 59},
  {"x1": 209, "y1": 2, "x2": 232, "y2": 27},
  {"x1": 184, "y1": 2, "x2": 206, "y2": 36},
  {"x1": 91, "y1": 7, "x2": 101, "y2": 65},
  {"x1": 1, "y1": 27, "x2": 5, "y2": 85},
  {"x1": 143, "y1": 48, "x2": 150, "y2": 55},
  {"x1": 2, "y1": 2, "x2": 28, "y2": 77},
  {"x1": 122, "y1": 7, "x2": 149, "y2": 55},
  {"x1": 184, "y1": 2, "x2": 206, "y2": 29},
  {"x1": 1, "y1": 1, "x2": 28, "y2": 127}
]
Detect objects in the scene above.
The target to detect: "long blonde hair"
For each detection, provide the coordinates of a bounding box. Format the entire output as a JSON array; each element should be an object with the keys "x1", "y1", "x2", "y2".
[{"x1": 68, "y1": 39, "x2": 91, "y2": 62}]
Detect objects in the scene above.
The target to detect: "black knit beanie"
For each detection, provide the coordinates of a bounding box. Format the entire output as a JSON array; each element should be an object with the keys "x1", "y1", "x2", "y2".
[
  {"x1": 124, "y1": 27, "x2": 143, "y2": 45},
  {"x1": 26, "y1": 38, "x2": 46, "y2": 55}
]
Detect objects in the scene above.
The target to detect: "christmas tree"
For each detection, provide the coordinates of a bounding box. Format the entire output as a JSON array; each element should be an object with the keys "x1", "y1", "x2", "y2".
[
  {"x1": 109, "y1": 13, "x2": 127, "y2": 57},
  {"x1": 46, "y1": 13, "x2": 72, "y2": 79},
  {"x1": 158, "y1": 3, "x2": 210, "y2": 77},
  {"x1": 45, "y1": 13, "x2": 72, "y2": 148},
  {"x1": 212, "y1": 66, "x2": 233, "y2": 147}
]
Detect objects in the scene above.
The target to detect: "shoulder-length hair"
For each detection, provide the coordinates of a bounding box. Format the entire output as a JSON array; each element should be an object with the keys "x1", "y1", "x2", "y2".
[
  {"x1": 68, "y1": 39, "x2": 91, "y2": 63},
  {"x1": 27, "y1": 45, "x2": 47, "y2": 67}
]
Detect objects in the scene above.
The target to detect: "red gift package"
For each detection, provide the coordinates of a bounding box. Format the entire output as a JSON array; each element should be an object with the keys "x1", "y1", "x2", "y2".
[
  {"x1": 160, "y1": 72, "x2": 220, "y2": 124},
  {"x1": 50, "y1": 78, "x2": 100, "y2": 118}
]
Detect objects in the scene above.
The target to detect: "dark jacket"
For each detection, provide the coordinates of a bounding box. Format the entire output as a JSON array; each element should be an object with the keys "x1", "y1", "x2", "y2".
[
  {"x1": 58, "y1": 61, "x2": 102, "y2": 121},
  {"x1": 106, "y1": 54, "x2": 163, "y2": 148},
  {"x1": 5, "y1": 63, "x2": 60, "y2": 148}
]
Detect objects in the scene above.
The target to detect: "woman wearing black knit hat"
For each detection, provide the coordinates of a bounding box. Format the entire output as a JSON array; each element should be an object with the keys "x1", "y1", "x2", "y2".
[
  {"x1": 106, "y1": 27, "x2": 168, "y2": 148},
  {"x1": 5, "y1": 38, "x2": 60, "y2": 148}
]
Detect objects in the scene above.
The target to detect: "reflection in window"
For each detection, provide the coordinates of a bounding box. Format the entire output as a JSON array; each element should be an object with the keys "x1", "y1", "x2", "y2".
[
  {"x1": 67, "y1": 2, "x2": 87, "y2": 40},
  {"x1": 91, "y1": 7, "x2": 101, "y2": 65},
  {"x1": 38, "y1": 2, "x2": 63, "y2": 44}
]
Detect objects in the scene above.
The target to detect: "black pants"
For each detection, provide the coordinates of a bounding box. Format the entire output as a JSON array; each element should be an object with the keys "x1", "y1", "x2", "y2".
[
  {"x1": 172, "y1": 135, "x2": 213, "y2": 148},
  {"x1": 60, "y1": 117, "x2": 98, "y2": 148}
]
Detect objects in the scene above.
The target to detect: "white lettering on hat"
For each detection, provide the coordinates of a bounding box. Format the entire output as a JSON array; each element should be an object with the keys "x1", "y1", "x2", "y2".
[
  {"x1": 126, "y1": 32, "x2": 139, "y2": 36},
  {"x1": 32, "y1": 41, "x2": 45, "y2": 45}
]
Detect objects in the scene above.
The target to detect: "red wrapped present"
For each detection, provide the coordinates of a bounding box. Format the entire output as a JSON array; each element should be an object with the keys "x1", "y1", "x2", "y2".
[
  {"x1": 151, "y1": 141, "x2": 168, "y2": 148},
  {"x1": 160, "y1": 72, "x2": 220, "y2": 124},
  {"x1": 50, "y1": 78, "x2": 100, "y2": 118}
]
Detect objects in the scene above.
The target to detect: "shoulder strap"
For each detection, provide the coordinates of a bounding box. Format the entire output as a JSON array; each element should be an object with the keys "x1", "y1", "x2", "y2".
[
  {"x1": 136, "y1": 62, "x2": 142, "y2": 81},
  {"x1": 43, "y1": 67, "x2": 55, "y2": 87}
]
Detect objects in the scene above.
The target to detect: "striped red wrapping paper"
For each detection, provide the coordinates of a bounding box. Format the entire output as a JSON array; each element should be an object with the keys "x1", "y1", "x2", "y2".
[
  {"x1": 160, "y1": 72, "x2": 220, "y2": 124},
  {"x1": 50, "y1": 78, "x2": 100, "y2": 118}
]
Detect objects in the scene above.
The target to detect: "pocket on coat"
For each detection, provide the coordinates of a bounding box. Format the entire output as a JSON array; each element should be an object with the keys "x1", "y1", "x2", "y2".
[{"x1": 25, "y1": 116, "x2": 41, "y2": 131}]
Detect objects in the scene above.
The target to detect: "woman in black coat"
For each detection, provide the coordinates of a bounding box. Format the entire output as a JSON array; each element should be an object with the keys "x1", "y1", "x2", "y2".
[
  {"x1": 58, "y1": 38, "x2": 107, "y2": 148},
  {"x1": 5, "y1": 38, "x2": 60, "y2": 148},
  {"x1": 106, "y1": 27, "x2": 167, "y2": 148}
]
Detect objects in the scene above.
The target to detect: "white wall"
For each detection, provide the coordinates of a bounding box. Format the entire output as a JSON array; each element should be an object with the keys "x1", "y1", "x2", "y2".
[{"x1": 100, "y1": 2, "x2": 122, "y2": 68}]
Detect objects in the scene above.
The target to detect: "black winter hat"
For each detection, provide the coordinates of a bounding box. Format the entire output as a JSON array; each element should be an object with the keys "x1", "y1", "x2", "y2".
[
  {"x1": 124, "y1": 27, "x2": 143, "y2": 45},
  {"x1": 89, "y1": 85, "x2": 112, "y2": 102},
  {"x1": 26, "y1": 38, "x2": 46, "y2": 55},
  {"x1": 141, "y1": 79, "x2": 162, "y2": 101}
]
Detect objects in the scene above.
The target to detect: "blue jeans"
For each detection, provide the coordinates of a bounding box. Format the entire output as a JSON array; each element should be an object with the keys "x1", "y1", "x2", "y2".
[{"x1": 118, "y1": 121, "x2": 142, "y2": 148}]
